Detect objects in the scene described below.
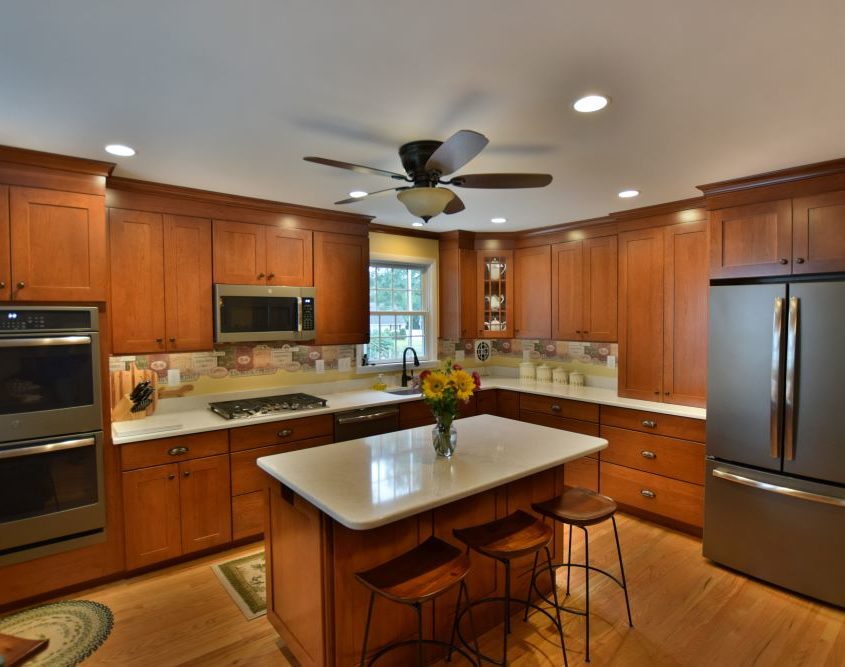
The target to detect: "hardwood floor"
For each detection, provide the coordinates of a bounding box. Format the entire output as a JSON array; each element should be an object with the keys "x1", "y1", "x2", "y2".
[{"x1": 22, "y1": 514, "x2": 843, "y2": 666}]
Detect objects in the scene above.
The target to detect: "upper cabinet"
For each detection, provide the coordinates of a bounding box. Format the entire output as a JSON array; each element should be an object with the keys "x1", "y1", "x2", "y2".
[
  {"x1": 477, "y1": 250, "x2": 513, "y2": 338},
  {"x1": 212, "y1": 220, "x2": 312, "y2": 286},
  {"x1": 314, "y1": 231, "x2": 368, "y2": 345},
  {"x1": 792, "y1": 190, "x2": 845, "y2": 274},
  {"x1": 709, "y1": 199, "x2": 792, "y2": 278},
  {"x1": 110, "y1": 209, "x2": 212, "y2": 354},
  {"x1": 439, "y1": 237, "x2": 476, "y2": 340},
  {"x1": 551, "y1": 236, "x2": 617, "y2": 342},
  {"x1": 514, "y1": 245, "x2": 551, "y2": 339},
  {"x1": 0, "y1": 186, "x2": 9, "y2": 301}
]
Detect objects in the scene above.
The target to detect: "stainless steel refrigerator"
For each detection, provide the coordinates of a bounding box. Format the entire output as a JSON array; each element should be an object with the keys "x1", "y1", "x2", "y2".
[{"x1": 704, "y1": 280, "x2": 845, "y2": 607}]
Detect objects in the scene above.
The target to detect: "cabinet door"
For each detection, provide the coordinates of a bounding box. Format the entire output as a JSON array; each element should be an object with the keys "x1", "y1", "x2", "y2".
[
  {"x1": 314, "y1": 231, "x2": 368, "y2": 345},
  {"x1": 513, "y1": 245, "x2": 551, "y2": 339},
  {"x1": 583, "y1": 236, "x2": 618, "y2": 342},
  {"x1": 123, "y1": 463, "x2": 181, "y2": 570},
  {"x1": 180, "y1": 454, "x2": 232, "y2": 555},
  {"x1": 792, "y1": 191, "x2": 845, "y2": 274},
  {"x1": 618, "y1": 228, "x2": 664, "y2": 401},
  {"x1": 0, "y1": 186, "x2": 10, "y2": 301},
  {"x1": 212, "y1": 220, "x2": 266, "y2": 285},
  {"x1": 163, "y1": 215, "x2": 212, "y2": 351},
  {"x1": 265, "y1": 227, "x2": 313, "y2": 286},
  {"x1": 439, "y1": 246, "x2": 476, "y2": 339},
  {"x1": 664, "y1": 221, "x2": 708, "y2": 407},
  {"x1": 477, "y1": 250, "x2": 513, "y2": 338},
  {"x1": 551, "y1": 240, "x2": 583, "y2": 340},
  {"x1": 9, "y1": 187, "x2": 107, "y2": 301},
  {"x1": 109, "y1": 209, "x2": 166, "y2": 354},
  {"x1": 709, "y1": 199, "x2": 792, "y2": 278}
]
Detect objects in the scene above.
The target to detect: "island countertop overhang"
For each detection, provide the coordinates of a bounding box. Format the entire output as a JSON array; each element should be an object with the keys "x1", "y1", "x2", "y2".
[{"x1": 257, "y1": 414, "x2": 607, "y2": 530}]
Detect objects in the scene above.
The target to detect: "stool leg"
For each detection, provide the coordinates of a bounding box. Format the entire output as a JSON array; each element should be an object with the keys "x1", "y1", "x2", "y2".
[
  {"x1": 463, "y1": 581, "x2": 482, "y2": 663},
  {"x1": 360, "y1": 591, "x2": 375, "y2": 667},
  {"x1": 415, "y1": 602, "x2": 424, "y2": 666},
  {"x1": 524, "y1": 551, "x2": 540, "y2": 622},
  {"x1": 583, "y1": 526, "x2": 591, "y2": 663},
  {"x1": 545, "y1": 545, "x2": 568, "y2": 667},
  {"x1": 565, "y1": 524, "x2": 573, "y2": 596},
  {"x1": 612, "y1": 515, "x2": 634, "y2": 627},
  {"x1": 503, "y1": 559, "x2": 511, "y2": 663},
  {"x1": 448, "y1": 580, "x2": 480, "y2": 665}
]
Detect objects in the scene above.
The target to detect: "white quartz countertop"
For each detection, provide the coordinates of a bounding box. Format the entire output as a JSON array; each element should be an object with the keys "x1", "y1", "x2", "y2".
[
  {"x1": 111, "y1": 378, "x2": 705, "y2": 444},
  {"x1": 257, "y1": 414, "x2": 607, "y2": 530}
]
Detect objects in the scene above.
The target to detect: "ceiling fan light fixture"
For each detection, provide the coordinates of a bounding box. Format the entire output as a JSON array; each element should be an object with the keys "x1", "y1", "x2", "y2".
[
  {"x1": 573, "y1": 95, "x2": 609, "y2": 113},
  {"x1": 397, "y1": 187, "x2": 455, "y2": 222}
]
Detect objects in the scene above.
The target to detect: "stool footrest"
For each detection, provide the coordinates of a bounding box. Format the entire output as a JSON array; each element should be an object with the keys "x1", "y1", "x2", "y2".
[{"x1": 366, "y1": 637, "x2": 478, "y2": 666}]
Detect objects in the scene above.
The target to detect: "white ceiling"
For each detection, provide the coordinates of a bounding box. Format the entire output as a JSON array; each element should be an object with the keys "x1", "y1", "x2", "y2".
[{"x1": 2, "y1": 1, "x2": 844, "y2": 232}]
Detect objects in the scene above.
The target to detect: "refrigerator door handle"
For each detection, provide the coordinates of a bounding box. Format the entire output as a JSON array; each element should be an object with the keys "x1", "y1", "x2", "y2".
[
  {"x1": 769, "y1": 296, "x2": 786, "y2": 459},
  {"x1": 784, "y1": 296, "x2": 799, "y2": 461},
  {"x1": 712, "y1": 468, "x2": 845, "y2": 508}
]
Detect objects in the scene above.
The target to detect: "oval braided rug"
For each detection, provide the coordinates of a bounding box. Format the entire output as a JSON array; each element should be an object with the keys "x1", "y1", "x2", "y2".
[{"x1": 0, "y1": 600, "x2": 113, "y2": 666}]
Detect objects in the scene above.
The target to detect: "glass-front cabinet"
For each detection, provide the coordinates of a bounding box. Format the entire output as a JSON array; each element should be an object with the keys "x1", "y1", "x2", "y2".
[{"x1": 476, "y1": 250, "x2": 513, "y2": 338}]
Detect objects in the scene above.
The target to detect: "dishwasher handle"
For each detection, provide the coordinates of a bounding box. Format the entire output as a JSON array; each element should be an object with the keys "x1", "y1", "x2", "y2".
[{"x1": 335, "y1": 409, "x2": 399, "y2": 425}]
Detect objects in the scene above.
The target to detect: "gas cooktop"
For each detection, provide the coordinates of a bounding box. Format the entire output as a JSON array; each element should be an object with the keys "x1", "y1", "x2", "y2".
[{"x1": 209, "y1": 393, "x2": 328, "y2": 420}]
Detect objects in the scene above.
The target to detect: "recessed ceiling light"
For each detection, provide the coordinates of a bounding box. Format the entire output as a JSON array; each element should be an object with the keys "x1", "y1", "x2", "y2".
[
  {"x1": 491, "y1": 217, "x2": 507, "y2": 224},
  {"x1": 573, "y1": 95, "x2": 609, "y2": 113},
  {"x1": 348, "y1": 190, "x2": 368, "y2": 198},
  {"x1": 618, "y1": 189, "x2": 640, "y2": 198},
  {"x1": 105, "y1": 144, "x2": 136, "y2": 157},
  {"x1": 411, "y1": 222, "x2": 424, "y2": 227}
]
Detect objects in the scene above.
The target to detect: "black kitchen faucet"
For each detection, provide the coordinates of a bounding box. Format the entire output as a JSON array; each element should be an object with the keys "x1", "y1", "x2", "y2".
[{"x1": 400, "y1": 346, "x2": 419, "y2": 386}]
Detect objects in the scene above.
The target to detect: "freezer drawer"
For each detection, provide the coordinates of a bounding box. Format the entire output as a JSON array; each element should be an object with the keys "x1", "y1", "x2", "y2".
[{"x1": 703, "y1": 460, "x2": 845, "y2": 607}]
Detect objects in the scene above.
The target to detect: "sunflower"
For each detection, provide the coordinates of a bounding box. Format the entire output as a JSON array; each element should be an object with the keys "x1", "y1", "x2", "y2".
[
  {"x1": 451, "y1": 369, "x2": 476, "y2": 402},
  {"x1": 422, "y1": 371, "x2": 448, "y2": 399}
]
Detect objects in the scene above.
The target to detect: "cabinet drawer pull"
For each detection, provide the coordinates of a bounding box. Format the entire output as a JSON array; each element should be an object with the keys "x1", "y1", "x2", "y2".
[
  {"x1": 169, "y1": 337, "x2": 176, "y2": 343},
  {"x1": 277, "y1": 429, "x2": 293, "y2": 438},
  {"x1": 167, "y1": 473, "x2": 175, "y2": 480},
  {"x1": 16, "y1": 281, "x2": 25, "y2": 289},
  {"x1": 641, "y1": 419, "x2": 657, "y2": 429},
  {"x1": 267, "y1": 273, "x2": 275, "y2": 280},
  {"x1": 550, "y1": 404, "x2": 561, "y2": 413},
  {"x1": 640, "y1": 489, "x2": 656, "y2": 499},
  {"x1": 779, "y1": 258, "x2": 789, "y2": 265},
  {"x1": 794, "y1": 257, "x2": 805, "y2": 264},
  {"x1": 167, "y1": 446, "x2": 189, "y2": 456},
  {"x1": 640, "y1": 450, "x2": 657, "y2": 459},
  {"x1": 257, "y1": 272, "x2": 265, "y2": 279},
  {"x1": 183, "y1": 470, "x2": 191, "y2": 478},
  {"x1": 155, "y1": 338, "x2": 163, "y2": 344}
]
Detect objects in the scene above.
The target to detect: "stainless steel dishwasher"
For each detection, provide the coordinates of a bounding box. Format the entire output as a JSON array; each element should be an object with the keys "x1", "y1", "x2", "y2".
[{"x1": 334, "y1": 405, "x2": 400, "y2": 441}]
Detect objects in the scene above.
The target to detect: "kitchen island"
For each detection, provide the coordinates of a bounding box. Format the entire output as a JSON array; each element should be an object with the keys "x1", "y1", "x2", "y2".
[{"x1": 258, "y1": 414, "x2": 607, "y2": 666}]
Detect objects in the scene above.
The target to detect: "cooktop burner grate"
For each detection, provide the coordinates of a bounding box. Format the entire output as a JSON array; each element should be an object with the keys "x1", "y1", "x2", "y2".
[{"x1": 209, "y1": 393, "x2": 328, "y2": 420}]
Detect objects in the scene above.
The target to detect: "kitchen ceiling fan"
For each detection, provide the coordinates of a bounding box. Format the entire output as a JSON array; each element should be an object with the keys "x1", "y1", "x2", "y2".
[{"x1": 304, "y1": 130, "x2": 552, "y2": 223}]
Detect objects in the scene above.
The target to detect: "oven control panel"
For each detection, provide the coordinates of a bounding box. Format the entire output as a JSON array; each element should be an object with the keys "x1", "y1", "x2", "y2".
[{"x1": 0, "y1": 308, "x2": 97, "y2": 332}]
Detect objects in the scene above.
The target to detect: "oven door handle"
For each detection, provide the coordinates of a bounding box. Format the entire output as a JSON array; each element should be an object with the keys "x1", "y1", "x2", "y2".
[
  {"x1": 0, "y1": 436, "x2": 96, "y2": 459},
  {"x1": 0, "y1": 335, "x2": 92, "y2": 348}
]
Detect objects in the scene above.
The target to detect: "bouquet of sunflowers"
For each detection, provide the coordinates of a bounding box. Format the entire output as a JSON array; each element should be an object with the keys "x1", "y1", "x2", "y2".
[{"x1": 418, "y1": 360, "x2": 481, "y2": 448}]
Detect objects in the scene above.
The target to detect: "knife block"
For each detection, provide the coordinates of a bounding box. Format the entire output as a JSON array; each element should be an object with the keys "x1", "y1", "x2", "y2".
[
  {"x1": 111, "y1": 394, "x2": 147, "y2": 421},
  {"x1": 110, "y1": 363, "x2": 158, "y2": 422}
]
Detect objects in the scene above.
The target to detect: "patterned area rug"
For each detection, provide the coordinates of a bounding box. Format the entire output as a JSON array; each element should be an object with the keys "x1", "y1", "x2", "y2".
[
  {"x1": 0, "y1": 600, "x2": 113, "y2": 666},
  {"x1": 212, "y1": 550, "x2": 266, "y2": 620}
]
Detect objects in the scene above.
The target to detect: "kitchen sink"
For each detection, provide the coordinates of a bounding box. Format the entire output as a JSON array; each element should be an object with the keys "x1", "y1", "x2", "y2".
[{"x1": 385, "y1": 387, "x2": 422, "y2": 396}]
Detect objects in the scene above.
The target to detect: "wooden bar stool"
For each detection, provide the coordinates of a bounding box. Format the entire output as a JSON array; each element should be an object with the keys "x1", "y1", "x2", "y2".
[
  {"x1": 531, "y1": 487, "x2": 633, "y2": 662},
  {"x1": 452, "y1": 510, "x2": 567, "y2": 667},
  {"x1": 355, "y1": 536, "x2": 480, "y2": 666}
]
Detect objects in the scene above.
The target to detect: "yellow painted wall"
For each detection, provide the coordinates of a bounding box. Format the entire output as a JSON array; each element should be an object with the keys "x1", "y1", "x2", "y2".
[{"x1": 369, "y1": 231, "x2": 438, "y2": 259}]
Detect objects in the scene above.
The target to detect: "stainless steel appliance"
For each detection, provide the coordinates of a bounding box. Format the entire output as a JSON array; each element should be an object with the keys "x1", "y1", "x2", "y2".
[
  {"x1": 209, "y1": 392, "x2": 328, "y2": 420},
  {"x1": 0, "y1": 306, "x2": 105, "y2": 564},
  {"x1": 704, "y1": 280, "x2": 845, "y2": 607},
  {"x1": 334, "y1": 405, "x2": 400, "y2": 441},
  {"x1": 214, "y1": 284, "x2": 316, "y2": 342}
]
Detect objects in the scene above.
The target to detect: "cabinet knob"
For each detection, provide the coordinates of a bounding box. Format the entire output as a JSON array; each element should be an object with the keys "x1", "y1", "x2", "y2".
[
  {"x1": 155, "y1": 338, "x2": 163, "y2": 344},
  {"x1": 640, "y1": 489, "x2": 656, "y2": 499},
  {"x1": 267, "y1": 273, "x2": 275, "y2": 280},
  {"x1": 640, "y1": 450, "x2": 657, "y2": 459},
  {"x1": 550, "y1": 404, "x2": 561, "y2": 413},
  {"x1": 257, "y1": 272, "x2": 265, "y2": 279},
  {"x1": 169, "y1": 337, "x2": 176, "y2": 343},
  {"x1": 0, "y1": 281, "x2": 5, "y2": 289},
  {"x1": 664, "y1": 391, "x2": 671, "y2": 396},
  {"x1": 582, "y1": 331, "x2": 589, "y2": 334},
  {"x1": 167, "y1": 473, "x2": 175, "y2": 480},
  {"x1": 575, "y1": 330, "x2": 581, "y2": 334},
  {"x1": 277, "y1": 429, "x2": 293, "y2": 438},
  {"x1": 641, "y1": 419, "x2": 657, "y2": 429},
  {"x1": 16, "y1": 281, "x2": 25, "y2": 289},
  {"x1": 167, "y1": 446, "x2": 189, "y2": 456},
  {"x1": 779, "y1": 258, "x2": 789, "y2": 265},
  {"x1": 183, "y1": 470, "x2": 191, "y2": 478},
  {"x1": 653, "y1": 391, "x2": 660, "y2": 395},
  {"x1": 795, "y1": 257, "x2": 805, "y2": 264}
]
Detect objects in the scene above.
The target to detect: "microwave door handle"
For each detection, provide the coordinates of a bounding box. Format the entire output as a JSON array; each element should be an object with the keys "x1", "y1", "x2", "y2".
[
  {"x1": 0, "y1": 436, "x2": 96, "y2": 460},
  {"x1": 297, "y1": 297, "x2": 303, "y2": 333},
  {"x1": 0, "y1": 335, "x2": 92, "y2": 348}
]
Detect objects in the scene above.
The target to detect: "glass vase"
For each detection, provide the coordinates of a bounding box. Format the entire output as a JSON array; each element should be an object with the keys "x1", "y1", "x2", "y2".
[{"x1": 432, "y1": 418, "x2": 458, "y2": 458}]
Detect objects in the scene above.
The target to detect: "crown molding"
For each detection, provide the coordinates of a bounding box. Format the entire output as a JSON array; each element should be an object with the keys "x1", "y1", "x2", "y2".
[{"x1": 0, "y1": 145, "x2": 115, "y2": 177}]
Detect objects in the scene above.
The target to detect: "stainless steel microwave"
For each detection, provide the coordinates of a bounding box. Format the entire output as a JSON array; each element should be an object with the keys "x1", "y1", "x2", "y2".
[{"x1": 214, "y1": 284, "x2": 316, "y2": 343}]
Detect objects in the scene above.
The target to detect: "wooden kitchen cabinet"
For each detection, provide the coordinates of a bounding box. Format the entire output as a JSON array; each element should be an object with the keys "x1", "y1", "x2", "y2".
[
  {"x1": 179, "y1": 454, "x2": 233, "y2": 555},
  {"x1": 7, "y1": 187, "x2": 106, "y2": 301},
  {"x1": 513, "y1": 245, "x2": 551, "y2": 339},
  {"x1": 314, "y1": 231, "x2": 368, "y2": 345},
  {"x1": 110, "y1": 209, "x2": 212, "y2": 354},
  {"x1": 477, "y1": 250, "x2": 513, "y2": 338},
  {"x1": 792, "y1": 190, "x2": 845, "y2": 274},
  {"x1": 619, "y1": 221, "x2": 707, "y2": 407},
  {"x1": 439, "y1": 243, "x2": 476, "y2": 339},
  {"x1": 551, "y1": 236, "x2": 617, "y2": 342},
  {"x1": 213, "y1": 219, "x2": 313, "y2": 286},
  {"x1": 0, "y1": 186, "x2": 10, "y2": 301}
]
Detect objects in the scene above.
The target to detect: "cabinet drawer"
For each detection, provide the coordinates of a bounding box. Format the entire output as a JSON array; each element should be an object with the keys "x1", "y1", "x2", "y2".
[
  {"x1": 519, "y1": 409, "x2": 600, "y2": 441},
  {"x1": 229, "y1": 414, "x2": 334, "y2": 452},
  {"x1": 519, "y1": 394, "x2": 599, "y2": 422},
  {"x1": 121, "y1": 430, "x2": 229, "y2": 471},
  {"x1": 231, "y1": 436, "x2": 333, "y2": 495},
  {"x1": 600, "y1": 425, "x2": 705, "y2": 485},
  {"x1": 399, "y1": 400, "x2": 436, "y2": 428},
  {"x1": 600, "y1": 406, "x2": 705, "y2": 442},
  {"x1": 232, "y1": 490, "x2": 265, "y2": 540},
  {"x1": 564, "y1": 456, "x2": 599, "y2": 492},
  {"x1": 600, "y1": 462, "x2": 703, "y2": 527},
  {"x1": 497, "y1": 390, "x2": 520, "y2": 419}
]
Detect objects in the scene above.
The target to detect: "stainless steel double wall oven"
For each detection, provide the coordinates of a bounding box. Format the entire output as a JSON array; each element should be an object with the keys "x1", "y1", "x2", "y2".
[{"x1": 0, "y1": 306, "x2": 106, "y2": 564}]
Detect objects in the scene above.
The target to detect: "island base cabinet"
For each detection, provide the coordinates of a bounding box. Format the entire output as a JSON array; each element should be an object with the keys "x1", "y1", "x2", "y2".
[{"x1": 564, "y1": 456, "x2": 600, "y2": 492}]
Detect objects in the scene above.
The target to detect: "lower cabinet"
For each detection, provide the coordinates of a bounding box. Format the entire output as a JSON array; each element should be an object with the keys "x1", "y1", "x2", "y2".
[{"x1": 122, "y1": 452, "x2": 232, "y2": 570}]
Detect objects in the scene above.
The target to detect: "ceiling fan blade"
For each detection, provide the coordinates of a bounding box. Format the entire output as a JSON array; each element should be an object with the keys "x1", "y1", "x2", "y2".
[
  {"x1": 424, "y1": 130, "x2": 489, "y2": 176},
  {"x1": 449, "y1": 173, "x2": 553, "y2": 189},
  {"x1": 334, "y1": 186, "x2": 408, "y2": 205},
  {"x1": 304, "y1": 156, "x2": 408, "y2": 180},
  {"x1": 444, "y1": 193, "x2": 465, "y2": 215}
]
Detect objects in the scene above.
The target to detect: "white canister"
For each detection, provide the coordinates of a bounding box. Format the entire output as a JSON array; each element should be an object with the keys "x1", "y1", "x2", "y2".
[
  {"x1": 569, "y1": 371, "x2": 585, "y2": 386},
  {"x1": 536, "y1": 364, "x2": 552, "y2": 383},
  {"x1": 519, "y1": 362, "x2": 536, "y2": 381},
  {"x1": 553, "y1": 367, "x2": 568, "y2": 384}
]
